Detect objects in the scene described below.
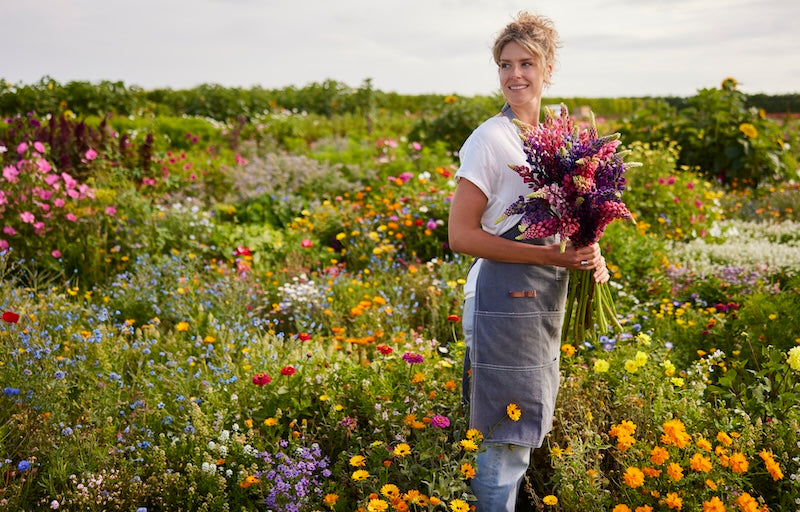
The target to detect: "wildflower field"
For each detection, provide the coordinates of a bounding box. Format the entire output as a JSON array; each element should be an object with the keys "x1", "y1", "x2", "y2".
[{"x1": 1, "y1": 78, "x2": 800, "y2": 511}]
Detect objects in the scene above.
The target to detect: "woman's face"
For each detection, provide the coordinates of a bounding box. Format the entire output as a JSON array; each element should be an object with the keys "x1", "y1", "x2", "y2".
[{"x1": 498, "y1": 40, "x2": 550, "y2": 108}]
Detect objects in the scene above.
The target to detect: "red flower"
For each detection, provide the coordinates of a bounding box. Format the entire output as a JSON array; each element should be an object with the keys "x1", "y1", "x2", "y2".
[
  {"x1": 252, "y1": 373, "x2": 271, "y2": 386},
  {"x1": 297, "y1": 332, "x2": 312, "y2": 342},
  {"x1": 301, "y1": 239, "x2": 314, "y2": 248},
  {"x1": 447, "y1": 315, "x2": 461, "y2": 322},
  {"x1": 233, "y1": 246, "x2": 252, "y2": 257},
  {"x1": 281, "y1": 366, "x2": 296, "y2": 376},
  {"x1": 2, "y1": 311, "x2": 20, "y2": 324},
  {"x1": 376, "y1": 344, "x2": 393, "y2": 355}
]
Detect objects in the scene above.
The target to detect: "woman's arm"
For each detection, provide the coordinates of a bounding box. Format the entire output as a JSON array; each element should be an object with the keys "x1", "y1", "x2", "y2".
[{"x1": 448, "y1": 178, "x2": 609, "y2": 282}]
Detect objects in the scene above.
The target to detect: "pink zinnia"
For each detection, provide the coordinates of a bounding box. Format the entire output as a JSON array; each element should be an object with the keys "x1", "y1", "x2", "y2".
[
  {"x1": 431, "y1": 415, "x2": 450, "y2": 428},
  {"x1": 252, "y1": 373, "x2": 271, "y2": 386}
]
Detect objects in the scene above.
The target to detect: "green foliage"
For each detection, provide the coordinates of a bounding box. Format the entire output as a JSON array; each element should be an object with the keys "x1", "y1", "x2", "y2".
[{"x1": 409, "y1": 95, "x2": 501, "y2": 153}]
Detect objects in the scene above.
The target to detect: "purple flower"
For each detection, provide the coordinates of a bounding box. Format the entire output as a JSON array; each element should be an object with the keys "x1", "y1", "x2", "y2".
[
  {"x1": 402, "y1": 352, "x2": 424, "y2": 365},
  {"x1": 431, "y1": 415, "x2": 450, "y2": 428}
]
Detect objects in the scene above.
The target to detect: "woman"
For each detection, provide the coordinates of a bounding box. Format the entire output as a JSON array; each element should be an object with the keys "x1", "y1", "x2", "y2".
[{"x1": 448, "y1": 12, "x2": 609, "y2": 511}]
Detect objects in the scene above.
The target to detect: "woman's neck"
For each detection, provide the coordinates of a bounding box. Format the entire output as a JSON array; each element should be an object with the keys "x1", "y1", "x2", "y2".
[{"x1": 503, "y1": 102, "x2": 540, "y2": 126}]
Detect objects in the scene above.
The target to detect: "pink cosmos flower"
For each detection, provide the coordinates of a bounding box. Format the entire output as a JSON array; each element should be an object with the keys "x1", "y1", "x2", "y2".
[
  {"x1": 84, "y1": 148, "x2": 97, "y2": 161},
  {"x1": 20, "y1": 211, "x2": 35, "y2": 224},
  {"x1": 51, "y1": 250, "x2": 62, "y2": 259}
]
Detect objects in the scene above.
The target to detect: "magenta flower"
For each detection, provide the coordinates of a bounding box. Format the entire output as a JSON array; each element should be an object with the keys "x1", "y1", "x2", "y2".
[
  {"x1": 426, "y1": 219, "x2": 437, "y2": 230},
  {"x1": 105, "y1": 206, "x2": 117, "y2": 216},
  {"x1": 17, "y1": 142, "x2": 28, "y2": 155},
  {"x1": 51, "y1": 250, "x2": 62, "y2": 259},
  {"x1": 84, "y1": 148, "x2": 98, "y2": 161},
  {"x1": 3, "y1": 226, "x2": 17, "y2": 236},
  {"x1": 402, "y1": 352, "x2": 424, "y2": 365},
  {"x1": 33, "y1": 141, "x2": 46, "y2": 153},
  {"x1": 20, "y1": 211, "x2": 35, "y2": 224},
  {"x1": 65, "y1": 213, "x2": 77, "y2": 222},
  {"x1": 431, "y1": 415, "x2": 450, "y2": 428},
  {"x1": 301, "y1": 239, "x2": 314, "y2": 248},
  {"x1": 3, "y1": 165, "x2": 19, "y2": 183}
]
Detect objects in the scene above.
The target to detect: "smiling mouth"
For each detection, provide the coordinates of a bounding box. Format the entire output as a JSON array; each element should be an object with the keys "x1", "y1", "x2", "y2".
[{"x1": 509, "y1": 84, "x2": 528, "y2": 90}]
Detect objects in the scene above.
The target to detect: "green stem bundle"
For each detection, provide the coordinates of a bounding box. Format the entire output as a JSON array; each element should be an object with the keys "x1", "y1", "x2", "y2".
[{"x1": 562, "y1": 269, "x2": 622, "y2": 344}]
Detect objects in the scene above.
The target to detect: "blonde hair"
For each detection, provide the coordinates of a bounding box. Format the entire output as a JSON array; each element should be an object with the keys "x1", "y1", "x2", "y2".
[{"x1": 492, "y1": 11, "x2": 560, "y2": 85}]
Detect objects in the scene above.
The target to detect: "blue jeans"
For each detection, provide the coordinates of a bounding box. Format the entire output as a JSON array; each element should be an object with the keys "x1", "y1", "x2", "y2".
[{"x1": 462, "y1": 297, "x2": 531, "y2": 511}]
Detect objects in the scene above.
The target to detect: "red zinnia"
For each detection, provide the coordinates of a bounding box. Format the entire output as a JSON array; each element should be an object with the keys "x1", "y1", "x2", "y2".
[
  {"x1": 252, "y1": 373, "x2": 271, "y2": 386},
  {"x1": 281, "y1": 366, "x2": 296, "y2": 376},
  {"x1": 297, "y1": 332, "x2": 312, "y2": 342},
  {"x1": 377, "y1": 344, "x2": 393, "y2": 355},
  {"x1": 447, "y1": 315, "x2": 461, "y2": 322},
  {"x1": 2, "y1": 311, "x2": 20, "y2": 323}
]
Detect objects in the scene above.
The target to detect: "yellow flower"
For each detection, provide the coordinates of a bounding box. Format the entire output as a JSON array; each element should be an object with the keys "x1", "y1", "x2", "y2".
[
  {"x1": 634, "y1": 351, "x2": 649, "y2": 367},
  {"x1": 787, "y1": 346, "x2": 800, "y2": 371},
  {"x1": 613, "y1": 505, "x2": 632, "y2": 512},
  {"x1": 635, "y1": 506, "x2": 653, "y2": 512},
  {"x1": 624, "y1": 466, "x2": 645, "y2": 488},
  {"x1": 739, "y1": 123, "x2": 758, "y2": 139},
  {"x1": 449, "y1": 499, "x2": 469, "y2": 512},
  {"x1": 702, "y1": 496, "x2": 725, "y2": 512},
  {"x1": 543, "y1": 495, "x2": 558, "y2": 506},
  {"x1": 759, "y1": 450, "x2": 784, "y2": 480},
  {"x1": 667, "y1": 463, "x2": 683, "y2": 481},
  {"x1": 689, "y1": 453, "x2": 713, "y2": 472},
  {"x1": 380, "y1": 484, "x2": 400, "y2": 499},
  {"x1": 323, "y1": 493, "x2": 339, "y2": 508},
  {"x1": 393, "y1": 443, "x2": 411, "y2": 457},
  {"x1": 350, "y1": 455, "x2": 366, "y2": 467},
  {"x1": 351, "y1": 469, "x2": 370, "y2": 481},
  {"x1": 593, "y1": 359, "x2": 610, "y2": 373},
  {"x1": 459, "y1": 439, "x2": 478, "y2": 451},
  {"x1": 729, "y1": 452, "x2": 749, "y2": 474},
  {"x1": 716, "y1": 431, "x2": 733, "y2": 446},
  {"x1": 460, "y1": 463, "x2": 476, "y2": 479},
  {"x1": 506, "y1": 403, "x2": 522, "y2": 421},
  {"x1": 368, "y1": 498, "x2": 389, "y2": 512},
  {"x1": 624, "y1": 359, "x2": 639, "y2": 373},
  {"x1": 444, "y1": 95, "x2": 457, "y2": 104},
  {"x1": 263, "y1": 417, "x2": 278, "y2": 426},
  {"x1": 650, "y1": 445, "x2": 670, "y2": 465},
  {"x1": 705, "y1": 479, "x2": 718, "y2": 490},
  {"x1": 466, "y1": 428, "x2": 483, "y2": 440},
  {"x1": 664, "y1": 492, "x2": 683, "y2": 510},
  {"x1": 561, "y1": 344, "x2": 576, "y2": 356},
  {"x1": 176, "y1": 321, "x2": 190, "y2": 332}
]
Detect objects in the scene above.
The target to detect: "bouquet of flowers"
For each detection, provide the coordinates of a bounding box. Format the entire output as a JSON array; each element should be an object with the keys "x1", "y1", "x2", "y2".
[{"x1": 496, "y1": 105, "x2": 638, "y2": 343}]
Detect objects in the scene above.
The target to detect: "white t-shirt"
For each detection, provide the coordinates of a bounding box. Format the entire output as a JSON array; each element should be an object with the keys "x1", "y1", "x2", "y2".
[{"x1": 455, "y1": 115, "x2": 532, "y2": 298}]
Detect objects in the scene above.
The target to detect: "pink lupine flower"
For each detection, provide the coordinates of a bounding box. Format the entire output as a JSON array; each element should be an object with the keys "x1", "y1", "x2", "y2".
[{"x1": 84, "y1": 148, "x2": 97, "y2": 161}]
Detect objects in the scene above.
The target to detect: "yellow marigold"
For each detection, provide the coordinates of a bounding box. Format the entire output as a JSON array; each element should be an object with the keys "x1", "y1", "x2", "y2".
[
  {"x1": 702, "y1": 496, "x2": 725, "y2": 512},
  {"x1": 393, "y1": 443, "x2": 411, "y2": 457},
  {"x1": 176, "y1": 321, "x2": 190, "y2": 332},
  {"x1": 716, "y1": 431, "x2": 733, "y2": 446},
  {"x1": 667, "y1": 463, "x2": 684, "y2": 481},
  {"x1": 368, "y1": 498, "x2": 389, "y2": 512},
  {"x1": 690, "y1": 453, "x2": 713, "y2": 473},
  {"x1": 635, "y1": 507, "x2": 653, "y2": 512},
  {"x1": 650, "y1": 445, "x2": 670, "y2": 465},
  {"x1": 459, "y1": 439, "x2": 478, "y2": 451},
  {"x1": 609, "y1": 420, "x2": 637, "y2": 438},
  {"x1": 736, "y1": 492, "x2": 760, "y2": 512},
  {"x1": 664, "y1": 492, "x2": 683, "y2": 510},
  {"x1": 696, "y1": 438, "x2": 712, "y2": 451},
  {"x1": 739, "y1": 123, "x2": 758, "y2": 139},
  {"x1": 352, "y1": 469, "x2": 370, "y2": 481},
  {"x1": 759, "y1": 450, "x2": 784, "y2": 480},
  {"x1": 624, "y1": 466, "x2": 645, "y2": 488},
  {"x1": 561, "y1": 344, "x2": 575, "y2": 356},
  {"x1": 642, "y1": 466, "x2": 662, "y2": 477},
  {"x1": 729, "y1": 452, "x2": 749, "y2": 474},
  {"x1": 613, "y1": 505, "x2": 632, "y2": 512},
  {"x1": 466, "y1": 428, "x2": 483, "y2": 440},
  {"x1": 661, "y1": 419, "x2": 691, "y2": 448},
  {"x1": 507, "y1": 403, "x2": 522, "y2": 421},
  {"x1": 350, "y1": 455, "x2": 366, "y2": 467},
  {"x1": 543, "y1": 495, "x2": 558, "y2": 506},
  {"x1": 323, "y1": 493, "x2": 339, "y2": 508},
  {"x1": 449, "y1": 499, "x2": 469, "y2": 512},
  {"x1": 380, "y1": 484, "x2": 400, "y2": 499},
  {"x1": 430, "y1": 497, "x2": 442, "y2": 506},
  {"x1": 705, "y1": 479, "x2": 718, "y2": 490},
  {"x1": 263, "y1": 417, "x2": 278, "y2": 427},
  {"x1": 460, "y1": 463, "x2": 476, "y2": 479}
]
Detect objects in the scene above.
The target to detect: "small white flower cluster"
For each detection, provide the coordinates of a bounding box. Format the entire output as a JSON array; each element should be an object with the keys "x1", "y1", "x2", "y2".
[
  {"x1": 278, "y1": 274, "x2": 326, "y2": 312},
  {"x1": 671, "y1": 220, "x2": 800, "y2": 276}
]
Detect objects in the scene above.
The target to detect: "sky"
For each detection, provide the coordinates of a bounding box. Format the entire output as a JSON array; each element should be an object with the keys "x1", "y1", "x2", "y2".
[{"x1": 2, "y1": 0, "x2": 799, "y2": 98}]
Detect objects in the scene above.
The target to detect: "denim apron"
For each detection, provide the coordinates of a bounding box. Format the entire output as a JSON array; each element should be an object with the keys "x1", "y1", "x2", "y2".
[{"x1": 468, "y1": 229, "x2": 568, "y2": 448}]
